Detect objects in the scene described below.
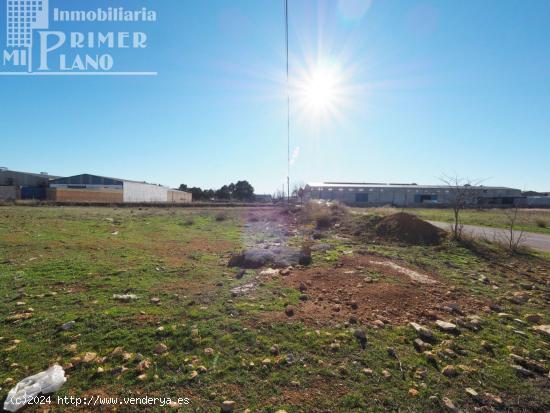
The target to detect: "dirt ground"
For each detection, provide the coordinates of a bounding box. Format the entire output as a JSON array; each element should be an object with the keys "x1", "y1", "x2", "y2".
[{"x1": 260, "y1": 253, "x2": 487, "y2": 326}]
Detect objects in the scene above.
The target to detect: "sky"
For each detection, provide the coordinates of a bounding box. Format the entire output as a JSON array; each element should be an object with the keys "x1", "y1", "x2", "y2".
[{"x1": 1, "y1": 0, "x2": 549, "y2": 193}]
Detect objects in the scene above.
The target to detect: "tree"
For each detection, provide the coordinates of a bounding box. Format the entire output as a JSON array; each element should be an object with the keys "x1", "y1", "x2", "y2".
[
  {"x1": 178, "y1": 184, "x2": 188, "y2": 192},
  {"x1": 228, "y1": 183, "x2": 236, "y2": 200},
  {"x1": 203, "y1": 189, "x2": 215, "y2": 200},
  {"x1": 439, "y1": 174, "x2": 483, "y2": 240},
  {"x1": 215, "y1": 185, "x2": 231, "y2": 200},
  {"x1": 234, "y1": 180, "x2": 255, "y2": 201},
  {"x1": 189, "y1": 187, "x2": 204, "y2": 201}
]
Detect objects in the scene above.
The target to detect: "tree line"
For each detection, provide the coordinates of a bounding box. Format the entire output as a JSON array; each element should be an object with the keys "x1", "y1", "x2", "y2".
[{"x1": 178, "y1": 180, "x2": 255, "y2": 202}]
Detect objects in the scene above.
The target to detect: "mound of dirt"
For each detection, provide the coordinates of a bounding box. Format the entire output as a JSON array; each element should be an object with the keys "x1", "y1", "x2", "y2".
[{"x1": 375, "y1": 212, "x2": 445, "y2": 245}]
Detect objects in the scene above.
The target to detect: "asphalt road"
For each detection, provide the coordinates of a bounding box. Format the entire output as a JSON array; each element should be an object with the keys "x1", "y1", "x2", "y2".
[{"x1": 429, "y1": 221, "x2": 550, "y2": 253}]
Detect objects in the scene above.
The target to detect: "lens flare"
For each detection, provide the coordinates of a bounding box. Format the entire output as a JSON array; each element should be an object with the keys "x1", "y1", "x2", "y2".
[{"x1": 294, "y1": 62, "x2": 348, "y2": 122}]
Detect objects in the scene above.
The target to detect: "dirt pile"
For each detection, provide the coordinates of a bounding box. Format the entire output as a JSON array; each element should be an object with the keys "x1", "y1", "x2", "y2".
[{"x1": 375, "y1": 212, "x2": 445, "y2": 245}]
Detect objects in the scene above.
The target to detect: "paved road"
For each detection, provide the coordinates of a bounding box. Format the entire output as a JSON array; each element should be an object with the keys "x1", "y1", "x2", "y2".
[{"x1": 429, "y1": 221, "x2": 550, "y2": 253}]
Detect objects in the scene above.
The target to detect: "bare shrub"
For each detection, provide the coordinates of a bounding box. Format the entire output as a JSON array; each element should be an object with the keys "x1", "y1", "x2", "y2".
[
  {"x1": 439, "y1": 174, "x2": 484, "y2": 240},
  {"x1": 497, "y1": 205, "x2": 525, "y2": 254},
  {"x1": 215, "y1": 212, "x2": 227, "y2": 222}
]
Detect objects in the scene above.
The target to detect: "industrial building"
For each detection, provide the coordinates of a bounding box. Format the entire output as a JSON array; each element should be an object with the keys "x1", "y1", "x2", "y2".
[
  {"x1": 48, "y1": 174, "x2": 192, "y2": 203},
  {"x1": 0, "y1": 167, "x2": 59, "y2": 200},
  {"x1": 304, "y1": 182, "x2": 523, "y2": 207}
]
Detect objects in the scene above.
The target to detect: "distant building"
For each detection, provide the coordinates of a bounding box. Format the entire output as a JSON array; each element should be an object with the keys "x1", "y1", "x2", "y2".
[
  {"x1": 304, "y1": 182, "x2": 522, "y2": 207},
  {"x1": 48, "y1": 174, "x2": 191, "y2": 203},
  {"x1": 0, "y1": 167, "x2": 59, "y2": 200},
  {"x1": 525, "y1": 196, "x2": 550, "y2": 208}
]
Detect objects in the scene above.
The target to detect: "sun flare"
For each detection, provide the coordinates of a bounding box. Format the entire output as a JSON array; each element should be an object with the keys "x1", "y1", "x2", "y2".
[
  {"x1": 303, "y1": 66, "x2": 338, "y2": 111},
  {"x1": 293, "y1": 62, "x2": 347, "y2": 121}
]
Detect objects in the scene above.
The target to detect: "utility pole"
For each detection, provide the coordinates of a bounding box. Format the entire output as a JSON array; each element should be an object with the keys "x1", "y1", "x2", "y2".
[{"x1": 285, "y1": 0, "x2": 290, "y2": 204}]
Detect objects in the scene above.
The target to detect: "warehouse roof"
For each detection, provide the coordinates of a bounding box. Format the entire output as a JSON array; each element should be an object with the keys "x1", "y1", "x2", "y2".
[
  {"x1": 307, "y1": 182, "x2": 518, "y2": 190},
  {"x1": 0, "y1": 168, "x2": 60, "y2": 179},
  {"x1": 50, "y1": 173, "x2": 166, "y2": 187}
]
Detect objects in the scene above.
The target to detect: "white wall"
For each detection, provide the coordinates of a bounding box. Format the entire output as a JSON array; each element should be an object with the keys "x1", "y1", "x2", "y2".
[{"x1": 123, "y1": 181, "x2": 168, "y2": 203}]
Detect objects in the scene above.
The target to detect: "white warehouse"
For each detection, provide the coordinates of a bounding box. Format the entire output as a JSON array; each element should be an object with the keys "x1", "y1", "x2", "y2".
[{"x1": 48, "y1": 174, "x2": 191, "y2": 203}]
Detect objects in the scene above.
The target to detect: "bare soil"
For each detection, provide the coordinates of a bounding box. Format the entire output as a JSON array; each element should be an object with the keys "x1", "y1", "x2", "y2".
[{"x1": 261, "y1": 254, "x2": 486, "y2": 326}]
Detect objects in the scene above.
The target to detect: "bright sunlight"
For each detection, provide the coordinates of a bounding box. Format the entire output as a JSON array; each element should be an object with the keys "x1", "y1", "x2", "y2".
[{"x1": 293, "y1": 62, "x2": 349, "y2": 122}]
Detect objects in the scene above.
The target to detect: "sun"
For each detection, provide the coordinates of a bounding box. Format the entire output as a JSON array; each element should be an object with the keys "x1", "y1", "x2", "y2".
[
  {"x1": 293, "y1": 62, "x2": 346, "y2": 121},
  {"x1": 303, "y1": 66, "x2": 338, "y2": 111}
]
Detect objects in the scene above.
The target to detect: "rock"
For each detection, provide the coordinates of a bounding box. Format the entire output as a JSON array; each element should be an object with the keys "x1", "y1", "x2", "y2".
[
  {"x1": 510, "y1": 354, "x2": 547, "y2": 374},
  {"x1": 484, "y1": 393, "x2": 503, "y2": 407},
  {"x1": 204, "y1": 348, "x2": 214, "y2": 356},
  {"x1": 137, "y1": 373, "x2": 147, "y2": 381},
  {"x1": 362, "y1": 368, "x2": 373, "y2": 375},
  {"x1": 137, "y1": 359, "x2": 151, "y2": 372},
  {"x1": 284, "y1": 306, "x2": 294, "y2": 317},
  {"x1": 150, "y1": 297, "x2": 161, "y2": 305},
  {"x1": 274, "y1": 410, "x2": 288, "y2": 413},
  {"x1": 443, "y1": 348, "x2": 458, "y2": 359},
  {"x1": 413, "y1": 338, "x2": 432, "y2": 352},
  {"x1": 409, "y1": 322, "x2": 435, "y2": 341},
  {"x1": 83, "y1": 352, "x2": 97, "y2": 363},
  {"x1": 435, "y1": 320, "x2": 459, "y2": 334},
  {"x1": 510, "y1": 291, "x2": 529, "y2": 304},
  {"x1": 259, "y1": 268, "x2": 279, "y2": 276},
  {"x1": 408, "y1": 388, "x2": 419, "y2": 397},
  {"x1": 60, "y1": 321, "x2": 76, "y2": 331},
  {"x1": 235, "y1": 269, "x2": 246, "y2": 279},
  {"x1": 189, "y1": 370, "x2": 199, "y2": 379},
  {"x1": 510, "y1": 364, "x2": 534, "y2": 377},
  {"x1": 442, "y1": 365, "x2": 459, "y2": 377},
  {"x1": 113, "y1": 294, "x2": 138, "y2": 302},
  {"x1": 532, "y1": 325, "x2": 550, "y2": 337},
  {"x1": 262, "y1": 358, "x2": 272, "y2": 365},
  {"x1": 373, "y1": 320, "x2": 385, "y2": 328},
  {"x1": 154, "y1": 343, "x2": 168, "y2": 354},
  {"x1": 270, "y1": 345, "x2": 279, "y2": 355},
  {"x1": 330, "y1": 342, "x2": 341, "y2": 351},
  {"x1": 479, "y1": 275, "x2": 490, "y2": 284},
  {"x1": 381, "y1": 369, "x2": 391, "y2": 379},
  {"x1": 413, "y1": 367, "x2": 427, "y2": 379},
  {"x1": 465, "y1": 388, "x2": 479, "y2": 399},
  {"x1": 111, "y1": 347, "x2": 124, "y2": 357},
  {"x1": 442, "y1": 397, "x2": 458, "y2": 413},
  {"x1": 525, "y1": 314, "x2": 542, "y2": 324}
]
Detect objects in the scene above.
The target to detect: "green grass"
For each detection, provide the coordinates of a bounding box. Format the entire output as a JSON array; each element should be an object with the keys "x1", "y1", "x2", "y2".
[{"x1": 0, "y1": 207, "x2": 548, "y2": 412}]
